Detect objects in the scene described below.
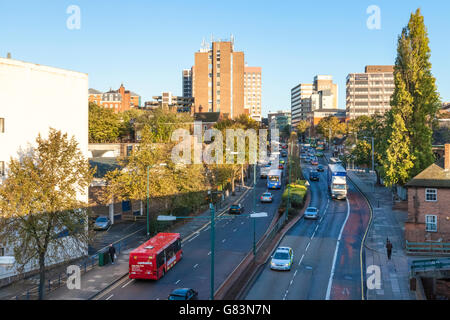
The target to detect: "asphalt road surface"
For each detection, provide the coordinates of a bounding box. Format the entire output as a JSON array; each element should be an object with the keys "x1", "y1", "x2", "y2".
[
  {"x1": 96, "y1": 164, "x2": 287, "y2": 300},
  {"x1": 244, "y1": 151, "x2": 370, "y2": 300}
]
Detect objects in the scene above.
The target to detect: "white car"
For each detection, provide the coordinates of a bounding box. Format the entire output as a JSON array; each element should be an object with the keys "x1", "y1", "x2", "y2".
[
  {"x1": 270, "y1": 247, "x2": 293, "y2": 271},
  {"x1": 304, "y1": 207, "x2": 319, "y2": 220},
  {"x1": 260, "y1": 192, "x2": 273, "y2": 203}
]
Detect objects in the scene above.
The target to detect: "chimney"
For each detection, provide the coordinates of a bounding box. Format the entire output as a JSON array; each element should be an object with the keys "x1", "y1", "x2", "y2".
[{"x1": 445, "y1": 144, "x2": 450, "y2": 171}]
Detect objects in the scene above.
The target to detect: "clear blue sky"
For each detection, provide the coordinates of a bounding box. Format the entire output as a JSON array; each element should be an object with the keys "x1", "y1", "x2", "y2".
[{"x1": 1, "y1": 0, "x2": 449, "y2": 117}]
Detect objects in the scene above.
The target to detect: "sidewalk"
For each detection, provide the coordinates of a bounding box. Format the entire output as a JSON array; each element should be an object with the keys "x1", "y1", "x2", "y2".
[
  {"x1": 347, "y1": 169, "x2": 417, "y2": 300},
  {"x1": 34, "y1": 184, "x2": 251, "y2": 300}
]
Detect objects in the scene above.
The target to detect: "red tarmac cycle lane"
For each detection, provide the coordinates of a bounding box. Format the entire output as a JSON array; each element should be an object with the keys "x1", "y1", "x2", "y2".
[{"x1": 329, "y1": 182, "x2": 371, "y2": 300}]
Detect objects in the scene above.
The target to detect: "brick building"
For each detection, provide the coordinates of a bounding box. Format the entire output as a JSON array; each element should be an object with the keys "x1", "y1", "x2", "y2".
[
  {"x1": 193, "y1": 39, "x2": 245, "y2": 119},
  {"x1": 405, "y1": 144, "x2": 450, "y2": 243},
  {"x1": 89, "y1": 84, "x2": 141, "y2": 113}
]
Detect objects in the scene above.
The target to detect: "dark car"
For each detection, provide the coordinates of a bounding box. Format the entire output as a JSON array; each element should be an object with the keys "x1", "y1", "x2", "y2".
[
  {"x1": 317, "y1": 165, "x2": 324, "y2": 172},
  {"x1": 310, "y1": 170, "x2": 319, "y2": 181},
  {"x1": 229, "y1": 203, "x2": 244, "y2": 215},
  {"x1": 168, "y1": 288, "x2": 198, "y2": 300},
  {"x1": 93, "y1": 216, "x2": 111, "y2": 231},
  {"x1": 281, "y1": 151, "x2": 288, "y2": 157}
]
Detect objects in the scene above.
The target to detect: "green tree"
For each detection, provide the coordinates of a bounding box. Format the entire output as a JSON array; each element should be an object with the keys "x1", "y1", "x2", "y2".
[
  {"x1": 296, "y1": 120, "x2": 310, "y2": 140},
  {"x1": 384, "y1": 8, "x2": 441, "y2": 183},
  {"x1": 88, "y1": 102, "x2": 122, "y2": 143},
  {"x1": 0, "y1": 129, "x2": 94, "y2": 299},
  {"x1": 316, "y1": 116, "x2": 346, "y2": 140}
]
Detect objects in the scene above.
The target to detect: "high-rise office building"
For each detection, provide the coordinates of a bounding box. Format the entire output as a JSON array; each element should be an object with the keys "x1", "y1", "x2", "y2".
[
  {"x1": 291, "y1": 75, "x2": 338, "y2": 128},
  {"x1": 346, "y1": 65, "x2": 395, "y2": 120},
  {"x1": 182, "y1": 68, "x2": 193, "y2": 97},
  {"x1": 291, "y1": 83, "x2": 314, "y2": 127},
  {"x1": 193, "y1": 39, "x2": 245, "y2": 119},
  {"x1": 244, "y1": 66, "x2": 262, "y2": 121}
]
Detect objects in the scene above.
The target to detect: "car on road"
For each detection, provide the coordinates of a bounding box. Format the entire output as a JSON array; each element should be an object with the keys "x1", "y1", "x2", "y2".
[
  {"x1": 229, "y1": 203, "x2": 244, "y2": 215},
  {"x1": 316, "y1": 152, "x2": 324, "y2": 157},
  {"x1": 281, "y1": 150, "x2": 288, "y2": 157},
  {"x1": 270, "y1": 247, "x2": 293, "y2": 271},
  {"x1": 168, "y1": 288, "x2": 198, "y2": 300},
  {"x1": 260, "y1": 192, "x2": 273, "y2": 203},
  {"x1": 300, "y1": 154, "x2": 307, "y2": 160},
  {"x1": 310, "y1": 170, "x2": 319, "y2": 181},
  {"x1": 278, "y1": 164, "x2": 284, "y2": 170},
  {"x1": 304, "y1": 207, "x2": 319, "y2": 220},
  {"x1": 93, "y1": 216, "x2": 111, "y2": 231},
  {"x1": 317, "y1": 164, "x2": 324, "y2": 172},
  {"x1": 280, "y1": 159, "x2": 285, "y2": 165},
  {"x1": 310, "y1": 158, "x2": 318, "y2": 165}
]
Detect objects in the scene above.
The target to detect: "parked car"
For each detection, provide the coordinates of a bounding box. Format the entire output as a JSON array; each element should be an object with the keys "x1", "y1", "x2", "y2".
[
  {"x1": 270, "y1": 247, "x2": 293, "y2": 271},
  {"x1": 310, "y1": 158, "x2": 318, "y2": 166},
  {"x1": 281, "y1": 150, "x2": 288, "y2": 157},
  {"x1": 280, "y1": 159, "x2": 285, "y2": 165},
  {"x1": 310, "y1": 170, "x2": 319, "y2": 181},
  {"x1": 317, "y1": 165, "x2": 324, "y2": 172},
  {"x1": 260, "y1": 192, "x2": 273, "y2": 203},
  {"x1": 316, "y1": 152, "x2": 324, "y2": 157},
  {"x1": 168, "y1": 288, "x2": 198, "y2": 300},
  {"x1": 93, "y1": 216, "x2": 111, "y2": 231},
  {"x1": 278, "y1": 164, "x2": 284, "y2": 170},
  {"x1": 229, "y1": 203, "x2": 244, "y2": 215},
  {"x1": 304, "y1": 207, "x2": 319, "y2": 220}
]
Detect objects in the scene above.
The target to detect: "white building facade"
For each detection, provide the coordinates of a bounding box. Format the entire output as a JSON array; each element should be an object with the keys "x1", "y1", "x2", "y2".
[{"x1": 0, "y1": 57, "x2": 89, "y2": 283}]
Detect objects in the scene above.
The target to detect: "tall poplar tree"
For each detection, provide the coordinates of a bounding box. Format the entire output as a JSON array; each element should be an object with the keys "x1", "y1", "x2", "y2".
[{"x1": 383, "y1": 8, "x2": 441, "y2": 185}]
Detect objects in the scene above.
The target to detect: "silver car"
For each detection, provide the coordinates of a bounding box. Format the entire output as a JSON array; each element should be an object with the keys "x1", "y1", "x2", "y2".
[
  {"x1": 270, "y1": 247, "x2": 293, "y2": 271},
  {"x1": 304, "y1": 207, "x2": 319, "y2": 220}
]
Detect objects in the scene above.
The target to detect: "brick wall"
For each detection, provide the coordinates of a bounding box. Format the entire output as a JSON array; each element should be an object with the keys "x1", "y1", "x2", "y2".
[{"x1": 406, "y1": 186, "x2": 450, "y2": 242}]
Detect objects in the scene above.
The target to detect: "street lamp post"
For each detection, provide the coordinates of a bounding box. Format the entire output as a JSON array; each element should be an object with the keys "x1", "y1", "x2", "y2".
[
  {"x1": 146, "y1": 163, "x2": 167, "y2": 237},
  {"x1": 157, "y1": 210, "x2": 267, "y2": 300}
]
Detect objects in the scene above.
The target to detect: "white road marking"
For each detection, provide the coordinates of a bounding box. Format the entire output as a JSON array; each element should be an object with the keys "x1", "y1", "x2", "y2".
[
  {"x1": 193, "y1": 264, "x2": 199, "y2": 269},
  {"x1": 106, "y1": 294, "x2": 114, "y2": 300},
  {"x1": 298, "y1": 254, "x2": 305, "y2": 266},
  {"x1": 233, "y1": 228, "x2": 237, "y2": 232},
  {"x1": 222, "y1": 239, "x2": 226, "y2": 243},
  {"x1": 207, "y1": 251, "x2": 211, "y2": 255},
  {"x1": 188, "y1": 233, "x2": 199, "y2": 242},
  {"x1": 305, "y1": 242, "x2": 311, "y2": 251},
  {"x1": 326, "y1": 197, "x2": 351, "y2": 300},
  {"x1": 121, "y1": 279, "x2": 134, "y2": 288},
  {"x1": 175, "y1": 280, "x2": 181, "y2": 285},
  {"x1": 294, "y1": 270, "x2": 298, "y2": 277}
]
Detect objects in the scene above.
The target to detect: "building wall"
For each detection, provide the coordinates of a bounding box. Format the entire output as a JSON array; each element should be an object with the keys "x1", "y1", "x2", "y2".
[
  {"x1": 244, "y1": 66, "x2": 262, "y2": 121},
  {"x1": 193, "y1": 41, "x2": 245, "y2": 119},
  {"x1": 406, "y1": 187, "x2": 450, "y2": 242},
  {"x1": 0, "y1": 57, "x2": 89, "y2": 279},
  {"x1": 346, "y1": 65, "x2": 394, "y2": 119}
]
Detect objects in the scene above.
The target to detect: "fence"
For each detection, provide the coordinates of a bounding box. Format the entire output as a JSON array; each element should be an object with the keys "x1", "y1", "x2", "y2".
[
  {"x1": 406, "y1": 241, "x2": 450, "y2": 255},
  {"x1": 10, "y1": 237, "x2": 135, "y2": 300},
  {"x1": 410, "y1": 258, "x2": 450, "y2": 276}
]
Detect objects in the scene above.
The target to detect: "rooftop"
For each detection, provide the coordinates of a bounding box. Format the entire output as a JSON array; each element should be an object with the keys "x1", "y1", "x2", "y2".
[{"x1": 406, "y1": 157, "x2": 450, "y2": 188}]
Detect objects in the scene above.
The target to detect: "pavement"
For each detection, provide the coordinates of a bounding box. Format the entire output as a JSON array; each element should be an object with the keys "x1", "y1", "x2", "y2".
[
  {"x1": 47, "y1": 183, "x2": 252, "y2": 300},
  {"x1": 346, "y1": 169, "x2": 417, "y2": 300}
]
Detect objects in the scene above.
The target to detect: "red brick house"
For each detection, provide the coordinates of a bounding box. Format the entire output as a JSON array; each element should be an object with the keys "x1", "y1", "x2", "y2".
[{"x1": 405, "y1": 144, "x2": 450, "y2": 243}]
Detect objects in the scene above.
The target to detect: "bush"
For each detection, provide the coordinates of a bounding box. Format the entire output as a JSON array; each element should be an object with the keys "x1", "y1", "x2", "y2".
[{"x1": 282, "y1": 180, "x2": 307, "y2": 208}]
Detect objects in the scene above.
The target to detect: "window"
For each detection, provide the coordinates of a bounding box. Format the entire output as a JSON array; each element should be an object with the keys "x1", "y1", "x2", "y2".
[
  {"x1": 425, "y1": 188, "x2": 437, "y2": 202},
  {"x1": 0, "y1": 118, "x2": 4, "y2": 133},
  {"x1": 0, "y1": 161, "x2": 4, "y2": 176},
  {"x1": 425, "y1": 215, "x2": 437, "y2": 232}
]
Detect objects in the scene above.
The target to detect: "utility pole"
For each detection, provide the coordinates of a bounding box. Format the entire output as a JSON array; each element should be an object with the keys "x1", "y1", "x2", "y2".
[
  {"x1": 146, "y1": 166, "x2": 150, "y2": 237},
  {"x1": 253, "y1": 163, "x2": 257, "y2": 256}
]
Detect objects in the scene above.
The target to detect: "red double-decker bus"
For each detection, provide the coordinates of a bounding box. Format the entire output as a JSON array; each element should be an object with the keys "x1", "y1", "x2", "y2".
[{"x1": 129, "y1": 233, "x2": 182, "y2": 280}]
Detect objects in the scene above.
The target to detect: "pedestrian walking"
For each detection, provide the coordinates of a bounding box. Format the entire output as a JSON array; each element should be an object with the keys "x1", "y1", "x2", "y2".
[
  {"x1": 386, "y1": 238, "x2": 393, "y2": 260},
  {"x1": 109, "y1": 244, "x2": 116, "y2": 265}
]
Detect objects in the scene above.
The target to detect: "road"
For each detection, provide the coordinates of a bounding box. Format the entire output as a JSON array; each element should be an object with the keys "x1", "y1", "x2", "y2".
[
  {"x1": 96, "y1": 164, "x2": 287, "y2": 300},
  {"x1": 244, "y1": 150, "x2": 371, "y2": 300}
]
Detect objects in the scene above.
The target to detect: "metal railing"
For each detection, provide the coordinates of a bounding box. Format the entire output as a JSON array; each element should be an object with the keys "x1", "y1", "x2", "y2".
[
  {"x1": 410, "y1": 258, "x2": 450, "y2": 276},
  {"x1": 406, "y1": 241, "x2": 450, "y2": 255}
]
